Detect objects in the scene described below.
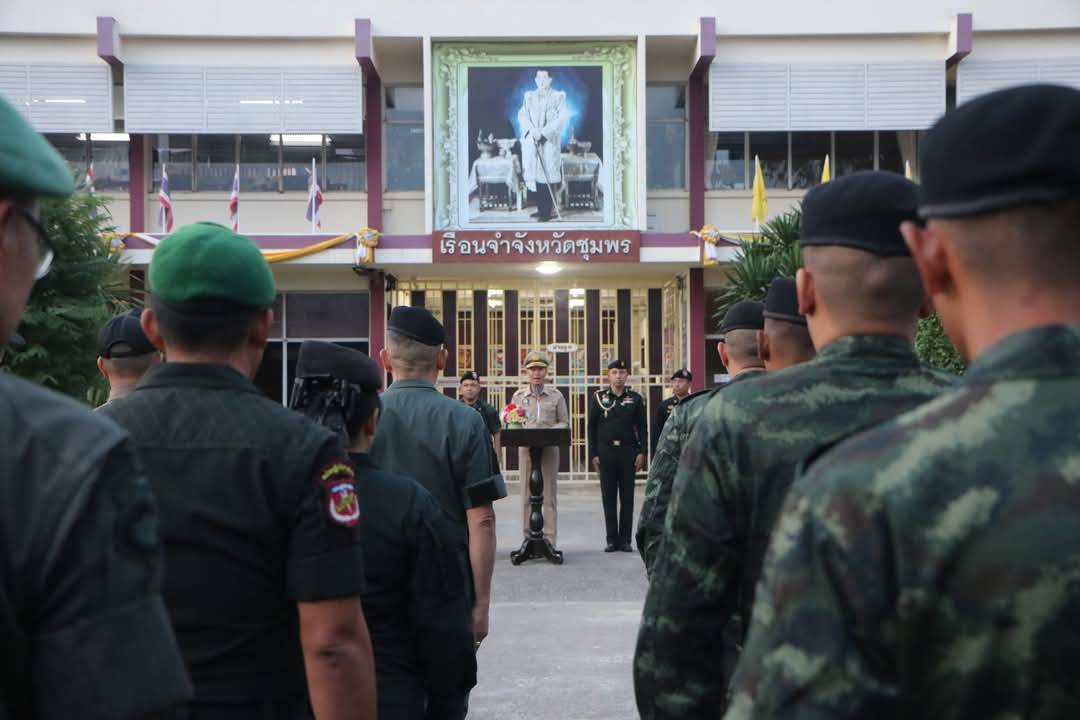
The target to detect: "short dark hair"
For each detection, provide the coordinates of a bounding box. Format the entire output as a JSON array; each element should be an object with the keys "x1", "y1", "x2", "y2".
[
  {"x1": 102, "y1": 352, "x2": 158, "y2": 380},
  {"x1": 803, "y1": 246, "x2": 926, "y2": 327},
  {"x1": 149, "y1": 295, "x2": 265, "y2": 353},
  {"x1": 344, "y1": 393, "x2": 381, "y2": 441},
  {"x1": 722, "y1": 328, "x2": 761, "y2": 367},
  {"x1": 764, "y1": 317, "x2": 816, "y2": 363},
  {"x1": 944, "y1": 198, "x2": 1080, "y2": 291}
]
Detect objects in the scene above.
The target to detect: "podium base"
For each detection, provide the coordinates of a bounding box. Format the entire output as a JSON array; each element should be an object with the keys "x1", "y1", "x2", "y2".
[{"x1": 510, "y1": 535, "x2": 564, "y2": 565}]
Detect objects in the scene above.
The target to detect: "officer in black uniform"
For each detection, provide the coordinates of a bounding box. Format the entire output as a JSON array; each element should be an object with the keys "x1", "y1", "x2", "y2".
[
  {"x1": 291, "y1": 342, "x2": 476, "y2": 720},
  {"x1": 650, "y1": 369, "x2": 692, "y2": 456},
  {"x1": 459, "y1": 370, "x2": 501, "y2": 449},
  {"x1": 101, "y1": 222, "x2": 376, "y2": 720},
  {"x1": 588, "y1": 359, "x2": 648, "y2": 552},
  {"x1": 0, "y1": 96, "x2": 192, "y2": 719}
]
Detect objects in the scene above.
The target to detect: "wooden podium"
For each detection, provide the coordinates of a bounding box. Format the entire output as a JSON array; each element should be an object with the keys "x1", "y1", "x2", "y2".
[{"x1": 501, "y1": 427, "x2": 569, "y2": 565}]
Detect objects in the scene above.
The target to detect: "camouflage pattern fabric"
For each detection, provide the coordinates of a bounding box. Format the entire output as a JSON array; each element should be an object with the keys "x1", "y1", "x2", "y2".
[
  {"x1": 634, "y1": 334, "x2": 953, "y2": 719},
  {"x1": 725, "y1": 325, "x2": 1080, "y2": 720},
  {"x1": 636, "y1": 369, "x2": 766, "y2": 575}
]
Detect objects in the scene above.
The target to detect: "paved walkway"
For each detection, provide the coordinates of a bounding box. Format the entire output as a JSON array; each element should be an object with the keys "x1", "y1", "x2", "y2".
[{"x1": 469, "y1": 486, "x2": 647, "y2": 720}]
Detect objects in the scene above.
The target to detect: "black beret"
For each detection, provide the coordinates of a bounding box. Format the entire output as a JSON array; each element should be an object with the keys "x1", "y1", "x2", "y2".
[
  {"x1": 461, "y1": 371, "x2": 479, "y2": 383},
  {"x1": 388, "y1": 306, "x2": 445, "y2": 346},
  {"x1": 295, "y1": 341, "x2": 382, "y2": 392},
  {"x1": 97, "y1": 309, "x2": 157, "y2": 359},
  {"x1": 607, "y1": 359, "x2": 627, "y2": 371},
  {"x1": 800, "y1": 171, "x2": 919, "y2": 257},
  {"x1": 671, "y1": 369, "x2": 692, "y2": 381},
  {"x1": 919, "y1": 84, "x2": 1080, "y2": 219},
  {"x1": 763, "y1": 277, "x2": 807, "y2": 326},
  {"x1": 720, "y1": 300, "x2": 764, "y2": 334}
]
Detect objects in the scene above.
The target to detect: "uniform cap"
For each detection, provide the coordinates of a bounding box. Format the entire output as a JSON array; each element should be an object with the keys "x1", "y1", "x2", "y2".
[
  {"x1": 97, "y1": 309, "x2": 157, "y2": 358},
  {"x1": 388, "y1": 306, "x2": 445, "y2": 346},
  {"x1": 671, "y1": 368, "x2": 692, "y2": 381},
  {"x1": 524, "y1": 351, "x2": 550, "y2": 369},
  {"x1": 607, "y1": 359, "x2": 627, "y2": 371},
  {"x1": 800, "y1": 171, "x2": 919, "y2": 257},
  {"x1": 295, "y1": 341, "x2": 382, "y2": 393},
  {"x1": 762, "y1": 277, "x2": 807, "y2": 326},
  {"x1": 0, "y1": 96, "x2": 75, "y2": 198},
  {"x1": 919, "y1": 84, "x2": 1080, "y2": 219},
  {"x1": 720, "y1": 300, "x2": 765, "y2": 335},
  {"x1": 148, "y1": 222, "x2": 276, "y2": 309},
  {"x1": 460, "y1": 370, "x2": 480, "y2": 383}
]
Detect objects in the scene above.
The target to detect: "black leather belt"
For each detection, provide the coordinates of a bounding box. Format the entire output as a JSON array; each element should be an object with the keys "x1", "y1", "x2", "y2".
[{"x1": 153, "y1": 699, "x2": 310, "y2": 720}]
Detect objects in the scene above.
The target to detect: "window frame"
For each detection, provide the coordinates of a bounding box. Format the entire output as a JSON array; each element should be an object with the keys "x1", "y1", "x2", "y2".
[
  {"x1": 383, "y1": 85, "x2": 425, "y2": 193},
  {"x1": 645, "y1": 82, "x2": 689, "y2": 191}
]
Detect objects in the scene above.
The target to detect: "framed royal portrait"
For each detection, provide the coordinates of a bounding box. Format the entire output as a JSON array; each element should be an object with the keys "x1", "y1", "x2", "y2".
[{"x1": 432, "y1": 42, "x2": 637, "y2": 231}]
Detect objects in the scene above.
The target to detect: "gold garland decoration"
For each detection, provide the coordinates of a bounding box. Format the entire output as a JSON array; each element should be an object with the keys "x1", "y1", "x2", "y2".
[
  {"x1": 103, "y1": 229, "x2": 380, "y2": 265},
  {"x1": 691, "y1": 225, "x2": 761, "y2": 266}
]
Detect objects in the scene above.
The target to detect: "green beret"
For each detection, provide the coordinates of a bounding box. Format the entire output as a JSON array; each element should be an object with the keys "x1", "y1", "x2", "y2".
[
  {"x1": 149, "y1": 222, "x2": 276, "y2": 308},
  {"x1": 0, "y1": 96, "x2": 75, "y2": 198}
]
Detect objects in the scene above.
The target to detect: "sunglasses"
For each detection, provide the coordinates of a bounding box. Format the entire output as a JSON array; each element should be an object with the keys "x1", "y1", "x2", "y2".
[{"x1": 16, "y1": 207, "x2": 55, "y2": 280}]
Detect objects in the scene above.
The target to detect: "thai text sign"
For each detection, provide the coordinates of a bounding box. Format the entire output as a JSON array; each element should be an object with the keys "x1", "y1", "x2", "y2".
[{"x1": 433, "y1": 230, "x2": 640, "y2": 263}]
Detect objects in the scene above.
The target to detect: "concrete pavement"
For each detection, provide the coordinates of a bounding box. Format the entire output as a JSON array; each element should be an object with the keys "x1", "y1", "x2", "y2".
[{"x1": 468, "y1": 486, "x2": 647, "y2": 720}]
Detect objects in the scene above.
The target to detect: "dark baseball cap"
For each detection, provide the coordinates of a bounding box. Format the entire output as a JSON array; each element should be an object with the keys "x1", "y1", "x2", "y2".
[{"x1": 97, "y1": 309, "x2": 156, "y2": 359}]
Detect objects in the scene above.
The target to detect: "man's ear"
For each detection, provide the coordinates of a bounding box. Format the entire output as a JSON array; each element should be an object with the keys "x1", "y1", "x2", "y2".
[
  {"x1": 379, "y1": 348, "x2": 394, "y2": 375},
  {"x1": 796, "y1": 267, "x2": 816, "y2": 317},
  {"x1": 140, "y1": 308, "x2": 167, "y2": 351},
  {"x1": 363, "y1": 407, "x2": 379, "y2": 437},
  {"x1": 96, "y1": 356, "x2": 110, "y2": 381},
  {"x1": 249, "y1": 307, "x2": 272, "y2": 348},
  {"x1": 902, "y1": 220, "x2": 954, "y2": 300},
  {"x1": 718, "y1": 340, "x2": 731, "y2": 372},
  {"x1": 435, "y1": 346, "x2": 449, "y2": 371},
  {"x1": 757, "y1": 330, "x2": 772, "y2": 366}
]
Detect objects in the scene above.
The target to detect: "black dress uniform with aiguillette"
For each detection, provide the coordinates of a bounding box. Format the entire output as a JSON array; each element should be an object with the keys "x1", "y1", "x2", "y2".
[
  {"x1": 588, "y1": 360, "x2": 647, "y2": 552},
  {"x1": 0, "y1": 94, "x2": 191, "y2": 719},
  {"x1": 101, "y1": 224, "x2": 365, "y2": 719}
]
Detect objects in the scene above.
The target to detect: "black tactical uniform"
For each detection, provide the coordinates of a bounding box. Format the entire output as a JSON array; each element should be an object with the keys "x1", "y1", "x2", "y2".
[
  {"x1": 650, "y1": 369, "x2": 693, "y2": 456},
  {"x1": 290, "y1": 340, "x2": 476, "y2": 720},
  {"x1": 588, "y1": 360, "x2": 648, "y2": 551},
  {"x1": 351, "y1": 454, "x2": 476, "y2": 720},
  {"x1": 1, "y1": 374, "x2": 192, "y2": 719}
]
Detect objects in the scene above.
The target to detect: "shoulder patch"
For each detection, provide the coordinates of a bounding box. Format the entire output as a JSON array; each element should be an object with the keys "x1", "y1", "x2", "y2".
[{"x1": 319, "y1": 461, "x2": 360, "y2": 527}]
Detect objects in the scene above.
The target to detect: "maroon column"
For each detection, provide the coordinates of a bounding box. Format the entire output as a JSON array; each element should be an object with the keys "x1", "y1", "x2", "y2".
[
  {"x1": 647, "y1": 288, "x2": 664, "y2": 449},
  {"x1": 689, "y1": 17, "x2": 716, "y2": 232},
  {"x1": 356, "y1": 18, "x2": 383, "y2": 230},
  {"x1": 442, "y1": 290, "x2": 457, "y2": 397},
  {"x1": 369, "y1": 271, "x2": 386, "y2": 381},
  {"x1": 504, "y1": 290, "x2": 520, "y2": 472},
  {"x1": 616, "y1": 289, "x2": 632, "y2": 366},
  {"x1": 128, "y1": 134, "x2": 145, "y2": 232},
  {"x1": 554, "y1": 289, "x2": 571, "y2": 472},
  {"x1": 585, "y1": 289, "x2": 601, "y2": 377},
  {"x1": 688, "y1": 268, "x2": 706, "y2": 392}
]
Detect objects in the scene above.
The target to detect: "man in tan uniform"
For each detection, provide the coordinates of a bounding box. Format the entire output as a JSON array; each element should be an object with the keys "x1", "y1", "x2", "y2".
[{"x1": 511, "y1": 351, "x2": 569, "y2": 542}]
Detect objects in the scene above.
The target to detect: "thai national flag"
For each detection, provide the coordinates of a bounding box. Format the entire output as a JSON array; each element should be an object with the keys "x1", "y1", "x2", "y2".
[
  {"x1": 228, "y1": 164, "x2": 240, "y2": 232},
  {"x1": 305, "y1": 158, "x2": 323, "y2": 231},
  {"x1": 158, "y1": 165, "x2": 174, "y2": 233},
  {"x1": 84, "y1": 162, "x2": 95, "y2": 194}
]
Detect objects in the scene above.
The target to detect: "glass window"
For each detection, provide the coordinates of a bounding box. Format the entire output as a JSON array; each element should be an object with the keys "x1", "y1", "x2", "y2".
[
  {"x1": 92, "y1": 138, "x2": 130, "y2": 191},
  {"x1": 879, "y1": 130, "x2": 920, "y2": 176},
  {"x1": 46, "y1": 134, "x2": 89, "y2": 178},
  {"x1": 835, "y1": 131, "x2": 874, "y2": 176},
  {"x1": 277, "y1": 135, "x2": 323, "y2": 193},
  {"x1": 325, "y1": 134, "x2": 366, "y2": 191},
  {"x1": 646, "y1": 85, "x2": 686, "y2": 190},
  {"x1": 386, "y1": 87, "x2": 424, "y2": 191},
  {"x1": 706, "y1": 132, "x2": 746, "y2": 190},
  {"x1": 790, "y1": 132, "x2": 830, "y2": 190},
  {"x1": 238, "y1": 135, "x2": 277, "y2": 193},
  {"x1": 285, "y1": 293, "x2": 370, "y2": 338},
  {"x1": 152, "y1": 134, "x2": 193, "y2": 192},
  {"x1": 750, "y1": 132, "x2": 788, "y2": 189},
  {"x1": 196, "y1": 135, "x2": 236, "y2": 192}
]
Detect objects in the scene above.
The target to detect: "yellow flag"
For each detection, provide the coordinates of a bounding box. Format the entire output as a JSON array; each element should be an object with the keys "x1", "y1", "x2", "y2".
[
  {"x1": 821, "y1": 154, "x2": 831, "y2": 184},
  {"x1": 751, "y1": 155, "x2": 768, "y2": 228},
  {"x1": 904, "y1": 160, "x2": 914, "y2": 181}
]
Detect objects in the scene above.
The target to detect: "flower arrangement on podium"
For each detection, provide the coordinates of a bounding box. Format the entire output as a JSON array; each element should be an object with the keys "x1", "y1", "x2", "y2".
[{"x1": 501, "y1": 402, "x2": 526, "y2": 429}]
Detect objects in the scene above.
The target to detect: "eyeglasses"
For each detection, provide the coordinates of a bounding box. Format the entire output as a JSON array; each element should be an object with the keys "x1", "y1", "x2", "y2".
[{"x1": 17, "y1": 207, "x2": 54, "y2": 279}]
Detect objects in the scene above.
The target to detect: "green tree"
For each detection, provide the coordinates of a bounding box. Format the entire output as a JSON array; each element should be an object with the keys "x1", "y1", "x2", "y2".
[
  {"x1": 712, "y1": 207, "x2": 802, "y2": 329},
  {"x1": 915, "y1": 312, "x2": 966, "y2": 375},
  {"x1": 1, "y1": 190, "x2": 130, "y2": 405}
]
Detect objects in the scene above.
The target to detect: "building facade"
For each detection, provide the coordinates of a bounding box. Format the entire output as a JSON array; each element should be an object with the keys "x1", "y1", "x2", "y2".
[{"x1": 4, "y1": 0, "x2": 1079, "y2": 478}]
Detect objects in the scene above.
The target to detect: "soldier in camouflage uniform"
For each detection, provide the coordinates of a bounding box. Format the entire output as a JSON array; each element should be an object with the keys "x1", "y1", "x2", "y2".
[
  {"x1": 634, "y1": 170, "x2": 955, "y2": 720},
  {"x1": 636, "y1": 300, "x2": 766, "y2": 575},
  {"x1": 725, "y1": 84, "x2": 1080, "y2": 720}
]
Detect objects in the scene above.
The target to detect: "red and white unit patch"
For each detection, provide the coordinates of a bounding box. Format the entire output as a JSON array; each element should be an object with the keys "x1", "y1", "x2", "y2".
[{"x1": 320, "y1": 462, "x2": 360, "y2": 527}]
